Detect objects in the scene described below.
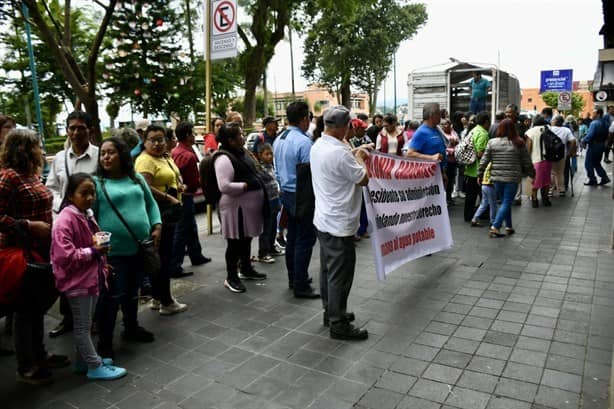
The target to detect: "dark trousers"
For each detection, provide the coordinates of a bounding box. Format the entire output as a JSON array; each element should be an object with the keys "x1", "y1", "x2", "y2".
[
  {"x1": 259, "y1": 203, "x2": 280, "y2": 257},
  {"x1": 564, "y1": 157, "x2": 571, "y2": 190},
  {"x1": 281, "y1": 191, "x2": 317, "y2": 292},
  {"x1": 154, "y1": 223, "x2": 176, "y2": 305},
  {"x1": 585, "y1": 142, "x2": 608, "y2": 182},
  {"x1": 317, "y1": 231, "x2": 356, "y2": 325},
  {"x1": 59, "y1": 293, "x2": 73, "y2": 325},
  {"x1": 97, "y1": 255, "x2": 142, "y2": 349},
  {"x1": 463, "y1": 176, "x2": 481, "y2": 222},
  {"x1": 226, "y1": 237, "x2": 253, "y2": 281},
  {"x1": 356, "y1": 199, "x2": 368, "y2": 237},
  {"x1": 171, "y1": 195, "x2": 204, "y2": 271},
  {"x1": 14, "y1": 310, "x2": 46, "y2": 373},
  {"x1": 446, "y1": 162, "x2": 458, "y2": 200}
]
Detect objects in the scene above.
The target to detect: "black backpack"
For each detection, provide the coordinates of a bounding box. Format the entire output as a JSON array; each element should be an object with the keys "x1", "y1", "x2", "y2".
[
  {"x1": 540, "y1": 126, "x2": 565, "y2": 162},
  {"x1": 199, "y1": 152, "x2": 222, "y2": 205}
]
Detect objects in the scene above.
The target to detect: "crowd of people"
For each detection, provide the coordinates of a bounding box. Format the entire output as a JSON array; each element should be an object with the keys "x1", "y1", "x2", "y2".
[{"x1": 0, "y1": 93, "x2": 612, "y2": 385}]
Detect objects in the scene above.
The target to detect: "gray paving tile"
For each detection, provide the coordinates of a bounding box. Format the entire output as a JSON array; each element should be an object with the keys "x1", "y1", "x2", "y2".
[
  {"x1": 433, "y1": 349, "x2": 472, "y2": 369},
  {"x1": 375, "y1": 370, "x2": 417, "y2": 394},
  {"x1": 409, "y1": 379, "x2": 452, "y2": 403},
  {"x1": 422, "y1": 363, "x2": 463, "y2": 384},
  {"x1": 534, "y1": 385, "x2": 580, "y2": 408},
  {"x1": 344, "y1": 361, "x2": 386, "y2": 386},
  {"x1": 494, "y1": 378, "x2": 538, "y2": 402},
  {"x1": 501, "y1": 362, "x2": 543, "y2": 384},
  {"x1": 389, "y1": 356, "x2": 429, "y2": 377},
  {"x1": 541, "y1": 368, "x2": 582, "y2": 393},
  {"x1": 486, "y1": 396, "x2": 532, "y2": 409},
  {"x1": 467, "y1": 356, "x2": 506, "y2": 376},
  {"x1": 509, "y1": 348, "x2": 547, "y2": 367},
  {"x1": 405, "y1": 343, "x2": 441, "y2": 361},
  {"x1": 515, "y1": 336, "x2": 550, "y2": 353},
  {"x1": 357, "y1": 387, "x2": 403, "y2": 409},
  {"x1": 445, "y1": 386, "x2": 490, "y2": 409},
  {"x1": 415, "y1": 332, "x2": 450, "y2": 348},
  {"x1": 453, "y1": 326, "x2": 486, "y2": 342},
  {"x1": 457, "y1": 370, "x2": 499, "y2": 393},
  {"x1": 397, "y1": 395, "x2": 442, "y2": 409},
  {"x1": 476, "y1": 342, "x2": 512, "y2": 360}
]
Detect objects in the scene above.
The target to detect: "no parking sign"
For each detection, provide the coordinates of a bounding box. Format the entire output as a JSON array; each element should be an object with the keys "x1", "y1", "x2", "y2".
[{"x1": 210, "y1": 0, "x2": 237, "y2": 60}]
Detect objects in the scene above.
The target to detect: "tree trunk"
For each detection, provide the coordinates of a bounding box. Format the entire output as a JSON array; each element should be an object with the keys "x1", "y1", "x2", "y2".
[
  {"x1": 340, "y1": 78, "x2": 351, "y2": 109},
  {"x1": 83, "y1": 95, "x2": 101, "y2": 145},
  {"x1": 243, "y1": 53, "x2": 265, "y2": 128}
]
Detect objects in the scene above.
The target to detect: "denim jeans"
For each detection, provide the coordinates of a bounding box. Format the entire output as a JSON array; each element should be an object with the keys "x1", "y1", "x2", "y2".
[
  {"x1": 97, "y1": 254, "x2": 143, "y2": 349},
  {"x1": 472, "y1": 185, "x2": 497, "y2": 224},
  {"x1": 259, "y1": 202, "x2": 280, "y2": 257},
  {"x1": 280, "y1": 191, "x2": 317, "y2": 291},
  {"x1": 470, "y1": 98, "x2": 485, "y2": 114},
  {"x1": 585, "y1": 142, "x2": 608, "y2": 182},
  {"x1": 68, "y1": 295, "x2": 102, "y2": 369},
  {"x1": 171, "y1": 195, "x2": 204, "y2": 271},
  {"x1": 492, "y1": 182, "x2": 518, "y2": 229}
]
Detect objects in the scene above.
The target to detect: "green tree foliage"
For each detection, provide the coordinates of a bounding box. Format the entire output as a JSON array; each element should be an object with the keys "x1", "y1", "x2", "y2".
[
  {"x1": 232, "y1": 92, "x2": 273, "y2": 121},
  {"x1": 540, "y1": 91, "x2": 586, "y2": 118},
  {"x1": 236, "y1": 0, "x2": 357, "y2": 127},
  {"x1": 0, "y1": 0, "x2": 98, "y2": 137},
  {"x1": 302, "y1": 0, "x2": 427, "y2": 113},
  {"x1": 103, "y1": 0, "x2": 184, "y2": 119}
]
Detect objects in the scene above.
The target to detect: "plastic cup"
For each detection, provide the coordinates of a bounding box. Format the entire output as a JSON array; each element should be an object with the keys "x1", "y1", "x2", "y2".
[{"x1": 95, "y1": 231, "x2": 112, "y2": 246}]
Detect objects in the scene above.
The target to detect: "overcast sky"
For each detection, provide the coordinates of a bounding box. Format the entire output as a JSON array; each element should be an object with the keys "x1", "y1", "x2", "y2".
[{"x1": 265, "y1": 0, "x2": 605, "y2": 104}]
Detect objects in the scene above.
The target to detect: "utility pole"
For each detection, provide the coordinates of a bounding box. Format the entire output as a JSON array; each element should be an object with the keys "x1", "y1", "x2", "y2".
[
  {"x1": 22, "y1": 3, "x2": 45, "y2": 148},
  {"x1": 393, "y1": 53, "x2": 397, "y2": 115},
  {"x1": 289, "y1": 26, "x2": 295, "y2": 98}
]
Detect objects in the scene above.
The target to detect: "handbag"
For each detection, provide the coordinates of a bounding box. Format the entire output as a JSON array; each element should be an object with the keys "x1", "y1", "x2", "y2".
[
  {"x1": 99, "y1": 179, "x2": 161, "y2": 276},
  {"x1": 157, "y1": 159, "x2": 185, "y2": 224},
  {"x1": 454, "y1": 130, "x2": 477, "y2": 165}
]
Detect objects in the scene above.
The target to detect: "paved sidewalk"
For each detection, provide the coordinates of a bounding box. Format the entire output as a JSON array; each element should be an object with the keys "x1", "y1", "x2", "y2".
[{"x1": 1, "y1": 164, "x2": 613, "y2": 409}]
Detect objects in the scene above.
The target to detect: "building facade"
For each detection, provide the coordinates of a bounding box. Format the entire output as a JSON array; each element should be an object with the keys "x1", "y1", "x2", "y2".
[{"x1": 272, "y1": 84, "x2": 369, "y2": 119}]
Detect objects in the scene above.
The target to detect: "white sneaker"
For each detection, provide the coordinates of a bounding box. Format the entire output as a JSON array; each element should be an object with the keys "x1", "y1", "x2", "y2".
[
  {"x1": 458, "y1": 192, "x2": 466, "y2": 198},
  {"x1": 451, "y1": 191, "x2": 458, "y2": 198},
  {"x1": 258, "y1": 255, "x2": 275, "y2": 264},
  {"x1": 149, "y1": 299, "x2": 160, "y2": 310},
  {"x1": 159, "y1": 300, "x2": 188, "y2": 315}
]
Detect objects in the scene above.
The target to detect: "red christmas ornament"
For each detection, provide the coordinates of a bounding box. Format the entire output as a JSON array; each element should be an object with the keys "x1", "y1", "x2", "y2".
[
  {"x1": 156, "y1": 18, "x2": 163, "y2": 27},
  {"x1": 134, "y1": 89, "x2": 141, "y2": 96}
]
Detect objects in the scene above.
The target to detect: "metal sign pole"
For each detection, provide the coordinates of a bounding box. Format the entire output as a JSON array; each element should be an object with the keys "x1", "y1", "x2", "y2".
[
  {"x1": 22, "y1": 3, "x2": 45, "y2": 148},
  {"x1": 205, "y1": 0, "x2": 213, "y2": 234}
]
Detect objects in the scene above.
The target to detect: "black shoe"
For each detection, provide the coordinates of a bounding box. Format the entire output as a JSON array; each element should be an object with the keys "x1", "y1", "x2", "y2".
[
  {"x1": 584, "y1": 180, "x2": 598, "y2": 186},
  {"x1": 276, "y1": 235, "x2": 287, "y2": 248},
  {"x1": 46, "y1": 354, "x2": 70, "y2": 369},
  {"x1": 238, "y1": 270, "x2": 267, "y2": 280},
  {"x1": 48, "y1": 320, "x2": 73, "y2": 338},
  {"x1": 288, "y1": 277, "x2": 313, "y2": 290},
  {"x1": 192, "y1": 256, "x2": 212, "y2": 266},
  {"x1": 122, "y1": 326, "x2": 154, "y2": 343},
  {"x1": 599, "y1": 177, "x2": 611, "y2": 185},
  {"x1": 543, "y1": 197, "x2": 552, "y2": 207},
  {"x1": 330, "y1": 322, "x2": 368, "y2": 340},
  {"x1": 224, "y1": 278, "x2": 246, "y2": 293},
  {"x1": 323, "y1": 311, "x2": 355, "y2": 327},
  {"x1": 513, "y1": 199, "x2": 522, "y2": 206},
  {"x1": 531, "y1": 199, "x2": 539, "y2": 208},
  {"x1": 170, "y1": 270, "x2": 194, "y2": 279},
  {"x1": 294, "y1": 286, "x2": 320, "y2": 299},
  {"x1": 16, "y1": 368, "x2": 53, "y2": 385}
]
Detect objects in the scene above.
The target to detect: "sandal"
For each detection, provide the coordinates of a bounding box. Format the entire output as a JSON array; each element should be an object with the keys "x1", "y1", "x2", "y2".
[
  {"x1": 505, "y1": 228, "x2": 515, "y2": 235},
  {"x1": 489, "y1": 227, "x2": 505, "y2": 238}
]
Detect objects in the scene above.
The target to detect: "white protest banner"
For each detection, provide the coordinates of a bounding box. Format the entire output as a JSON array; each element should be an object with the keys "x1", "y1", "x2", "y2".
[{"x1": 363, "y1": 151, "x2": 453, "y2": 280}]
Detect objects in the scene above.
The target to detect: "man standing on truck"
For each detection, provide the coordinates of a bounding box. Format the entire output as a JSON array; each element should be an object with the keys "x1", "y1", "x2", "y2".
[{"x1": 469, "y1": 72, "x2": 491, "y2": 114}]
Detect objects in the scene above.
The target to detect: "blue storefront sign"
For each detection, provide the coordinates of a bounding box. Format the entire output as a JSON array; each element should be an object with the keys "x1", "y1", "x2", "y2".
[{"x1": 540, "y1": 69, "x2": 573, "y2": 93}]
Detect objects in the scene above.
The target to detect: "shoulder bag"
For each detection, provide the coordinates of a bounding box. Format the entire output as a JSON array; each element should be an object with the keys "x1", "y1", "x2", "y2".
[{"x1": 99, "y1": 178, "x2": 160, "y2": 276}]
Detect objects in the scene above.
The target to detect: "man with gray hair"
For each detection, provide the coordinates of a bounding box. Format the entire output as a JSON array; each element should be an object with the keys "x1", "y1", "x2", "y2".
[
  {"x1": 549, "y1": 115, "x2": 577, "y2": 196},
  {"x1": 311, "y1": 105, "x2": 371, "y2": 340}
]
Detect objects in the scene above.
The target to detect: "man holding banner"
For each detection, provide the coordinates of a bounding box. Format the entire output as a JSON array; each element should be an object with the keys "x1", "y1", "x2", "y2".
[{"x1": 311, "y1": 106, "x2": 371, "y2": 341}]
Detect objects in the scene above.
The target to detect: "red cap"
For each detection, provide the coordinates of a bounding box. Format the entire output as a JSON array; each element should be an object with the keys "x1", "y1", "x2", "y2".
[{"x1": 350, "y1": 118, "x2": 368, "y2": 129}]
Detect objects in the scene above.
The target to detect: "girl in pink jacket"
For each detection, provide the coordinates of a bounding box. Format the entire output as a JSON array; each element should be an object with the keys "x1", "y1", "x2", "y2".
[{"x1": 51, "y1": 173, "x2": 126, "y2": 381}]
